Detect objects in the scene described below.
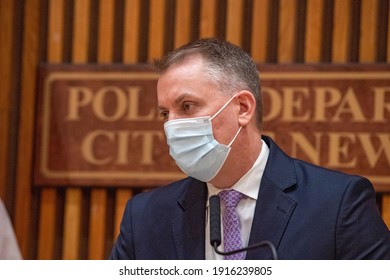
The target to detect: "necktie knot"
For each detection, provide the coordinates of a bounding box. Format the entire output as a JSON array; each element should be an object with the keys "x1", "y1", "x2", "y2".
[{"x1": 218, "y1": 189, "x2": 243, "y2": 208}]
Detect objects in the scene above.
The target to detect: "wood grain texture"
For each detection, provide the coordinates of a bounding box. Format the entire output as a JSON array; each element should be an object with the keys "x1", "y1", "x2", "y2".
[
  {"x1": 278, "y1": 0, "x2": 297, "y2": 62},
  {"x1": 0, "y1": 0, "x2": 15, "y2": 200},
  {"x1": 332, "y1": 0, "x2": 351, "y2": 62},
  {"x1": 13, "y1": 0, "x2": 40, "y2": 259},
  {"x1": 359, "y1": 0, "x2": 378, "y2": 62},
  {"x1": 251, "y1": 0, "x2": 270, "y2": 62},
  {"x1": 226, "y1": 0, "x2": 244, "y2": 45},
  {"x1": 174, "y1": 0, "x2": 192, "y2": 48},
  {"x1": 148, "y1": 0, "x2": 166, "y2": 60},
  {"x1": 305, "y1": 0, "x2": 323, "y2": 62},
  {"x1": 123, "y1": 0, "x2": 141, "y2": 62},
  {"x1": 199, "y1": 0, "x2": 218, "y2": 38}
]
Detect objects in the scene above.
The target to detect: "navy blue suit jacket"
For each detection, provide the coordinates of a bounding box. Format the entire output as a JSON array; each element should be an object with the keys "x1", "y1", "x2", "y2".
[{"x1": 110, "y1": 136, "x2": 390, "y2": 259}]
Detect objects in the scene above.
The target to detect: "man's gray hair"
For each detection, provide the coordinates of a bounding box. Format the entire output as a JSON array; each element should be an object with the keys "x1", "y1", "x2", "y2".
[{"x1": 154, "y1": 38, "x2": 263, "y2": 128}]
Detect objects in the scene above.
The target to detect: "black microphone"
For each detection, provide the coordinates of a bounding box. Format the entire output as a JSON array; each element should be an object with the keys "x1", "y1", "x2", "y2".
[{"x1": 209, "y1": 195, "x2": 278, "y2": 260}]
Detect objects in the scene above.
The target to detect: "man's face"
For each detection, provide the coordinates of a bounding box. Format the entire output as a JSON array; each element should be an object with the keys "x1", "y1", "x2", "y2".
[{"x1": 157, "y1": 56, "x2": 240, "y2": 146}]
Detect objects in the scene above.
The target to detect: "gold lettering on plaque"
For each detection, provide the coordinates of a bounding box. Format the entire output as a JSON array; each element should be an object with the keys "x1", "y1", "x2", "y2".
[
  {"x1": 93, "y1": 86, "x2": 128, "y2": 121},
  {"x1": 332, "y1": 87, "x2": 366, "y2": 122},
  {"x1": 358, "y1": 133, "x2": 390, "y2": 168},
  {"x1": 372, "y1": 87, "x2": 390, "y2": 122},
  {"x1": 328, "y1": 132, "x2": 357, "y2": 168},
  {"x1": 81, "y1": 130, "x2": 114, "y2": 165},
  {"x1": 66, "y1": 86, "x2": 93, "y2": 120},
  {"x1": 262, "y1": 87, "x2": 282, "y2": 121},
  {"x1": 125, "y1": 87, "x2": 156, "y2": 121},
  {"x1": 313, "y1": 87, "x2": 341, "y2": 121},
  {"x1": 66, "y1": 86, "x2": 156, "y2": 122},
  {"x1": 132, "y1": 131, "x2": 165, "y2": 165},
  {"x1": 80, "y1": 129, "x2": 165, "y2": 166},
  {"x1": 282, "y1": 87, "x2": 310, "y2": 121},
  {"x1": 290, "y1": 132, "x2": 322, "y2": 164}
]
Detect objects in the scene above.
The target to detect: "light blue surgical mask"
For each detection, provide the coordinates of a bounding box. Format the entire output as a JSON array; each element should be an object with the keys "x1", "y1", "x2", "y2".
[{"x1": 164, "y1": 94, "x2": 242, "y2": 182}]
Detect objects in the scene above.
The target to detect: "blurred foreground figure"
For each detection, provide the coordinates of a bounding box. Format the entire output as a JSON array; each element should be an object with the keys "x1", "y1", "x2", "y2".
[{"x1": 0, "y1": 199, "x2": 22, "y2": 259}]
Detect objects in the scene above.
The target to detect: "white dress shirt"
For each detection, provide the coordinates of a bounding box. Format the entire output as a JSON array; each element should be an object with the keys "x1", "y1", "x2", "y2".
[{"x1": 205, "y1": 139, "x2": 270, "y2": 260}]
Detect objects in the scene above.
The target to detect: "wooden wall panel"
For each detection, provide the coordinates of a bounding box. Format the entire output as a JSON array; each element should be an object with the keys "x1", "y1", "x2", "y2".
[
  {"x1": 305, "y1": 0, "x2": 323, "y2": 62},
  {"x1": 62, "y1": 0, "x2": 90, "y2": 260},
  {"x1": 200, "y1": 0, "x2": 218, "y2": 37},
  {"x1": 0, "y1": 0, "x2": 389, "y2": 260},
  {"x1": 148, "y1": 0, "x2": 168, "y2": 61},
  {"x1": 123, "y1": 0, "x2": 141, "y2": 62},
  {"x1": 226, "y1": 0, "x2": 245, "y2": 45},
  {"x1": 13, "y1": 0, "x2": 41, "y2": 259},
  {"x1": 251, "y1": 0, "x2": 269, "y2": 62},
  {"x1": 0, "y1": 0, "x2": 15, "y2": 201},
  {"x1": 278, "y1": 0, "x2": 297, "y2": 62},
  {"x1": 174, "y1": 0, "x2": 193, "y2": 48},
  {"x1": 37, "y1": 0, "x2": 64, "y2": 260},
  {"x1": 359, "y1": 0, "x2": 378, "y2": 62},
  {"x1": 332, "y1": 0, "x2": 351, "y2": 62}
]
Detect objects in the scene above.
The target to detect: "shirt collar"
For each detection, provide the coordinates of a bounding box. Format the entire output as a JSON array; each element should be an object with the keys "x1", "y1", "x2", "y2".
[{"x1": 207, "y1": 139, "x2": 270, "y2": 204}]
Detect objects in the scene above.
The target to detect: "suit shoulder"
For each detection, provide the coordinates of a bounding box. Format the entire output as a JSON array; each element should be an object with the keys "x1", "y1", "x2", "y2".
[{"x1": 129, "y1": 176, "x2": 198, "y2": 208}]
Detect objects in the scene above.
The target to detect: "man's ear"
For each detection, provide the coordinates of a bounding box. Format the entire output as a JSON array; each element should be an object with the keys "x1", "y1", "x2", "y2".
[{"x1": 236, "y1": 90, "x2": 256, "y2": 127}]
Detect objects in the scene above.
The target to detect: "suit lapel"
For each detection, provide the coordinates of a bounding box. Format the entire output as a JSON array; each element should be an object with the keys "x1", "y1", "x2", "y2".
[
  {"x1": 246, "y1": 176, "x2": 297, "y2": 259},
  {"x1": 169, "y1": 136, "x2": 297, "y2": 260},
  {"x1": 171, "y1": 179, "x2": 207, "y2": 259},
  {"x1": 246, "y1": 136, "x2": 297, "y2": 259}
]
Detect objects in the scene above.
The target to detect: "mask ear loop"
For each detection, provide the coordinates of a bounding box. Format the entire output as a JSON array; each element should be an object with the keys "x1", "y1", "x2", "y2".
[
  {"x1": 227, "y1": 126, "x2": 242, "y2": 147},
  {"x1": 209, "y1": 93, "x2": 242, "y2": 147},
  {"x1": 210, "y1": 94, "x2": 238, "y2": 122}
]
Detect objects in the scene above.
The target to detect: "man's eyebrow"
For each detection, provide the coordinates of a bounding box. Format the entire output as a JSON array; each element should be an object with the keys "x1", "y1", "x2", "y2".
[
  {"x1": 157, "y1": 93, "x2": 191, "y2": 111},
  {"x1": 174, "y1": 93, "x2": 191, "y2": 105}
]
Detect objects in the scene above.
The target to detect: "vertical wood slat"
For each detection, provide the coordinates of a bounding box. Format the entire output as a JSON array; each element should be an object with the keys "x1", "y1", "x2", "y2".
[
  {"x1": 148, "y1": 0, "x2": 167, "y2": 60},
  {"x1": 13, "y1": 0, "x2": 41, "y2": 259},
  {"x1": 305, "y1": 0, "x2": 323, "y2": 62},
  {"x1": 332, "y1": 0, "x2": 351, "y2": 62},
  {"x1": 62, "y1": 188, "x2": 82, "y2": 259},
  {"x1": 387, "y1": 0, "x2": 390, "y2": 60},
  {"x1": 71, "y1": 0, "x2": 90, "y2": 63},
  {"x1": 251, "y1": 0, "x2": 270, "y2": 62},
  {"x1": 123, "y1": 0, "x2": 141, "y2": 62},
  {"x1": 359, "y1": 0, "x2": 379, "y2": 61},
  {"x1": 225, "y1": 0, "x2": 244, "y2": 45},
  {"x1": 62, "y1": 0, "x2": 91, "y2": 260},
  {"x1": 86, "y1": 0, "x2": 116, "y2": 260},
  {"x1": 382, "y1": 194, "x2": 390, "y2": 229},
  {"x1": 199, "y1": 0, "x2": 218, "y2": 38},
  {"x1": 97, "y1": 0, "x2": 115, "y2": 62},
  {"x1": 88, "y1": 190, "x2": 107, "y2": 259},
  {"x1": 37, "y1": 189, "x2": 58, "y2": 259},
  {"x1": 383, "y1": 1, "x2": 390, "y2": 229},
  {"x1": 37, "y1": 0, "x2": 65, "y2": 260},
  {"x1": 47, "y1": 0, "x2": 64, "y2": 63},
  {"x1": 278, "y1": 0, "x2": 297, "y2": 62},
  {"x1": 174, "y1": 0, "x2": 192, "y2": 48},
  {"x1": 0, "y1": 0, "x2": 15, "y2": 200}
]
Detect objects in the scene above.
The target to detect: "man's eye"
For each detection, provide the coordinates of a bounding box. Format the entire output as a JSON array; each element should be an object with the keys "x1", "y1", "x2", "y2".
[
  {"x1": 182, "y1": 102, "x2": 192, "y2": 112},
  {"x1": 160, "y1": 111, "x2": 169, "y2": 121}
]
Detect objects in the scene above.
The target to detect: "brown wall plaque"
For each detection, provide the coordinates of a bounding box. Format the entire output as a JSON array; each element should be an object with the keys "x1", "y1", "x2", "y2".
[{"x1": 34, "y1": 64, "x2": 390, "y2": 191}]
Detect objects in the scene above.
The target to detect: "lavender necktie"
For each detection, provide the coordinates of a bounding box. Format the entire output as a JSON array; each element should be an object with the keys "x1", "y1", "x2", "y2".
[{"x1": 218, "y1": 189, "x2": 245, "y2": 260}]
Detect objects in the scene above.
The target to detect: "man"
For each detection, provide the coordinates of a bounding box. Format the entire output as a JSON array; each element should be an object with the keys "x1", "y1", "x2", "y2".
[{"x1": 110, "y1": 38, "x2": 390, "y2": 259}]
